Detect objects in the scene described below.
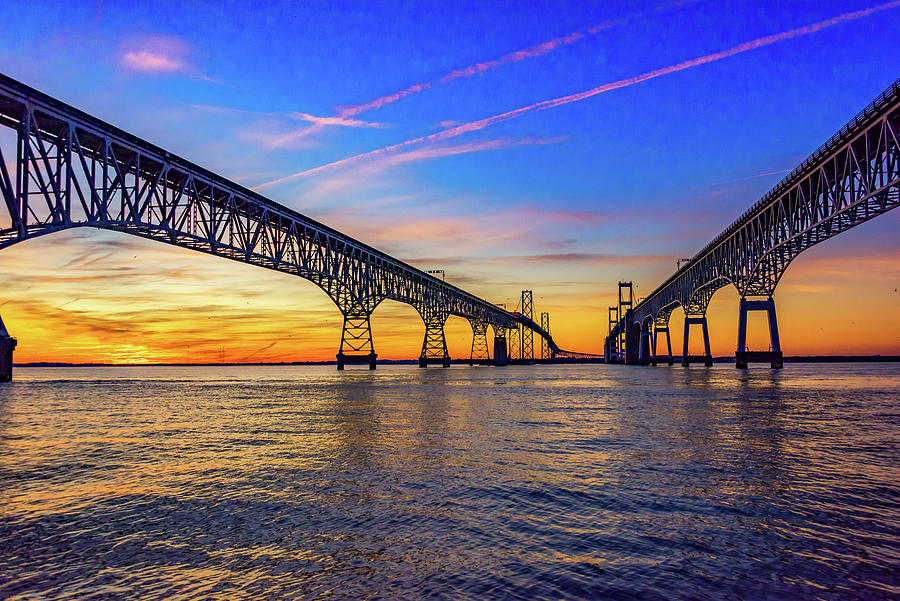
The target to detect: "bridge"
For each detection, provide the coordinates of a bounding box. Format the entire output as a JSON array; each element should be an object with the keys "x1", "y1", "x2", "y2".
[
  {"x1": 0, "y1": 73, "x2": 583, "y2": 381},
  {"x1": 607, "y1": 78, "x2": 900, "y2": 368}
]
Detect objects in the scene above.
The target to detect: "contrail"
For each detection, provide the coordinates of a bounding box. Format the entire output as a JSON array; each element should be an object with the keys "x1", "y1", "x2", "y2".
[
  {"x1": 254, "y1": 1, "x2": 899, "y2": 190},
  {"x1": 337, "y1": 29, "x2": 600, "y2": 118},
  {"x1": 336, "y1": 1, "x2": 697, "y2": 118}
]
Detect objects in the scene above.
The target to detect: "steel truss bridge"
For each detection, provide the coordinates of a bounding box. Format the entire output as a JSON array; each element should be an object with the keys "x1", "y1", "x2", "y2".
[
  {"x1": 607, "y1": 78, "x2": 900, "y2": 368},
  {"x1": 0, "y1": 73, "x2": 588, "y2": 379}
]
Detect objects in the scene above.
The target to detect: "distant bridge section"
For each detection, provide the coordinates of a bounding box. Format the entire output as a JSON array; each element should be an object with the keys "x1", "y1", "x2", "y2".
[
  {"x1": 608, "y1": 78, "x2": 900, "y2": 368},
  {"x1": 0, "y1": 73, "x2": 535, "y2": 378}
]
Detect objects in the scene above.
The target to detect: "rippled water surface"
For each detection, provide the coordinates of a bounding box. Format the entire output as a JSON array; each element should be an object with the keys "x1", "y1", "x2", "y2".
[{"x1": 1, "y1": 363, "x2": 899, "y2": 600}]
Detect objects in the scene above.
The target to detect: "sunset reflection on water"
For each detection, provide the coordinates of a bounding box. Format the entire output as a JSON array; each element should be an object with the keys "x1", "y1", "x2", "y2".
[{"x1": 1, "y1": 363, "x2": 898, "y2": 600}]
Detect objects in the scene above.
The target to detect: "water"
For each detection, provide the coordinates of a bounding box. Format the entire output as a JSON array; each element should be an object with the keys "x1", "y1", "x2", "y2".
[{"x1": 1, "y1": 363, "x2": 898, "y2": 600}]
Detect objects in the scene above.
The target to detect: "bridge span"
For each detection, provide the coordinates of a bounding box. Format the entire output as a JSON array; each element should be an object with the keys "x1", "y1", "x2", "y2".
[
  {"x1": 0, "y1": 73, "x2": 579, "y2": 380},
  {"x1": 607, "y1": 78, "x2": 900, "y2": 368}
]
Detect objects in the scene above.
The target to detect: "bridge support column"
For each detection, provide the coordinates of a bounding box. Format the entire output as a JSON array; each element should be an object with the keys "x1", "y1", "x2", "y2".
[
  {"x1": 651, "y1": 326, "x2": 673, "y2": 366},
  {"x1": 624, "y1": 312, "x2": 641, "y2": 365},
  {"x1": 605, "y1": 335, "x2": 621, "y2": 364},
  {"x1": 492, "y1": 325, "x2": 509, "y2": 366},
  {"x1": 336, "y1": 311, "x2": 377, "y2": 370},
  {"x1": 735, "y1": 297, "x2": 783, "y2": 369},
  {"x1": 638, "y1": 322, "x2": 652, "y2": 366},
  {"x1": 419, "y1": 307, "x2": 450, "y2": 368},
  {"x1": 469, "y1": 319, "x2": 490, "y2": 365},
  {"x1": 0, "y1": 314, "x2": 16, "y2": 382},
  {"x1": 682, "y1": 315, "x2": 712, "y2": 367}
]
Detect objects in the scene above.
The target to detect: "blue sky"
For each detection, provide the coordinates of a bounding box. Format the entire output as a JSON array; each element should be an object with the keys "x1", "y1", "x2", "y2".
[{"x1": 0, "y1": 0, "x2": 898, "y2": 360}]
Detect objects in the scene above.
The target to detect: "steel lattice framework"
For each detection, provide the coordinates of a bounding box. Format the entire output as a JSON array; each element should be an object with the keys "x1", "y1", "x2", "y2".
[
  {"x1": 610, "y1": 78, "x2": 900, "y2": 351},
  {"x1": 0, "y1": 73, "x2": 523, "y2": 367},
  {"x1": 520, "y1": 290, "x2": 533, "y2": 360},
  {"x1": 539, "y1": 312, "x2": 550, "y2": 360}
]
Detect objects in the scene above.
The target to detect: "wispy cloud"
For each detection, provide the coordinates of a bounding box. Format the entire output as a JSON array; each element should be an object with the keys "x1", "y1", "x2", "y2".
[
  {"x1": 359, "y1": 136, "x2": 563, "y2": 169},
  {"x1": 255, "y1": 113, "x2": 388, "y2": 149},
  {"x1": 410, "y1": 252, "x2": 673, "y2": 267},
  {"x1": 191, "y1": 104, "x2": 387, "y2": 150},
  {"x1": 121, "y1": 50, "x2": 187, "y2": 73},
  {"x1": 257, "y1": 136, "x2": 562, "y2": 189},
  {"x1": 292, "y1": 112, "x2": 387, "y2": 129},
  {"x1": 118, "y1": 35, "x2": 211, "y2": 79},
  {"x1": 256, "y1": 1, "x2": 900, "y2": 190},
  {"x1": 310, "y1": 203, "x2": 611, "y2": 261},
  {"x1": 709, "y1": 168, "x2": 793, "y2": 187}
]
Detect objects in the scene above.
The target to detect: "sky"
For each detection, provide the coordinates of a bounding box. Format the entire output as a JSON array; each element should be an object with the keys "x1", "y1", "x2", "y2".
[{"x1": 0, "y1": 0, "x2": 898, "y2": 363}]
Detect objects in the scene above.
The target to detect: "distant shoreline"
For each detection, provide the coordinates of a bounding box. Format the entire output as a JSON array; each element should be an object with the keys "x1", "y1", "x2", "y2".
[{"x1": 13, "y1": 355, "x2": 900, "y2": 367}]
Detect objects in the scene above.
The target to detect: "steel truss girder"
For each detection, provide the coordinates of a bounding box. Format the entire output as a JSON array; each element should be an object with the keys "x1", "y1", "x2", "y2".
[
  {"x1": 0, "y1": 74, "x2": 520, "y2": 346},
  {"x1": 610, "y1": 79, "x2": 900, "y2": 340}
]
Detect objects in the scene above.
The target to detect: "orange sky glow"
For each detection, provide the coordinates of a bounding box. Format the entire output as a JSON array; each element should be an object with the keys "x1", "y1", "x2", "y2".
[{"x1": 2, "y1": 209, "x2": 897, "y2": 364}]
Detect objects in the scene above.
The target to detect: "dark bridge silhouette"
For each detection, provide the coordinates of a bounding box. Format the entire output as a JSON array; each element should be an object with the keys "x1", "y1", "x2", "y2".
[
  {"x1": 607, "y1": 78, "x2": 900, "y2": 368},
  {"x1": 0, "y1": 73, "x2": 580, "y2": 380}
]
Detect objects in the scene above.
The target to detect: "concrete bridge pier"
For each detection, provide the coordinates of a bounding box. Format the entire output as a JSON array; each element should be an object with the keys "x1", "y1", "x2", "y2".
[
  {"x1": 638, "y1": 319, "x2": 653, "y2": 365},
  {"x1": 493, "y1": 326, "x2": 509, "y2": 366},
  {"x1": 0, "y1": 314, "x2": 16, "y2": 382},
  {"x1": 336, "y1": 311, "x2": 377, "y2": 370},
  {"x1": 651, "y1": 326, "x2": 673, "y2": 366},
  {"x1": 624, "y1": 312, "x2": 642, "y2": 365},
  {"x1": 419, "y1": 307, "x2": 450, "y2": 368},
  {"x1": 603, "y1": 336, "x2": 615, "y2": 364},
  {"x1": 682, "y1": 315, "x2": 713, "y2": 367},
  {"x1": 736, "y1": 297, "x2": 783, "y2": 369}
]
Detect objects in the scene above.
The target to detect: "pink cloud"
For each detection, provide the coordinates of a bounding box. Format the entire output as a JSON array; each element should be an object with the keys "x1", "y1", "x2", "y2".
[
  {"x1": 118, "y1": 35, "x2": 202, "y2": 77},
  {"x1": 256, "y1": 1, "x2": 900, "y2": 189},
  {"x1": 311, "y1": 203, "x2": 613, "y2": 262},
  {"x1": 249, "y1": 112, "x2": 389, "y2": 149},
  {"x1": 291, "y1": 112, "x2": 388, "y2": 129},
  {"x1": 121, "y1": 51, "x2": 187, "y2": 73}
]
